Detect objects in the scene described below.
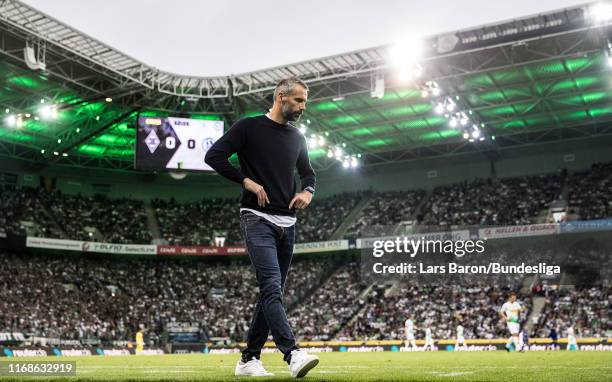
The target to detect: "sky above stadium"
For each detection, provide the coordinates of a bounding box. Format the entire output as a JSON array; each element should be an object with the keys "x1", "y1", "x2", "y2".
[{"x1": 23, "y1": 0, "x2": 588, "y2": 77}]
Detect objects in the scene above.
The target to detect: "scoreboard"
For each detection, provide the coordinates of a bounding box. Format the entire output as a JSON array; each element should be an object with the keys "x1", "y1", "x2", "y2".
[{"x1": 135, "y1": 116, "x2": 224, "y2": 172}]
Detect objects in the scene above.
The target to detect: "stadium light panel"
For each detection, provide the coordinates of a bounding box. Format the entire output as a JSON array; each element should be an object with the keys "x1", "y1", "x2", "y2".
[
  {"x1": 334, "y1": 147, "x2": 343, "y2": 158},
  {"x1": 589, "y1": 2, "x2": 612, "y2": 23},
  {"x1": 389, "y1": 37, "x2": 423, "y2": 66},
  {"x1": 40, "y1": 105, "x2": 51, "y2": 118},
  {"x1": 5, "y1": 115, "x2": 16, "y2": 127},
  {"x1": 308, "y1": 137, "x2": 318, "y2": 148}
]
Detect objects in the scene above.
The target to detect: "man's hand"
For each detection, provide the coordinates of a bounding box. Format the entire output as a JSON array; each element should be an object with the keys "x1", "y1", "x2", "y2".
[
  {"x1": 243, "y1": 178, "x2": 270, "y2": 207},
  {"x1": 289, "y1": 191, "x2": 312, "y2": 210}
]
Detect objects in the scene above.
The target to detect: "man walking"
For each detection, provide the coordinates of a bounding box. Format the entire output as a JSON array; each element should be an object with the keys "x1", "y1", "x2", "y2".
[{"x1": 205, "y1": 78, "x2": 318, "y2": 378}]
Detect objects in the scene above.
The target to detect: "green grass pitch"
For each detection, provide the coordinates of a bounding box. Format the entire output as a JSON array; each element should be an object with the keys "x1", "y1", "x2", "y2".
[{"x1": 1, "y1": 351, "x2": 611, "y2": 381}]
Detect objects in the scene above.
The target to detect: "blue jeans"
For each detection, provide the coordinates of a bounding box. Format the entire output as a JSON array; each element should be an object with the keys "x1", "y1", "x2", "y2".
[{"x1": 240, "y1": 212, "x2": 298, "y2": 363}]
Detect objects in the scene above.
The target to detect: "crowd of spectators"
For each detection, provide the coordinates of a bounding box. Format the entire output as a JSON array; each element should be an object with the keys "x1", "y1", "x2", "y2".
[
  {"x1": 532, "y1": 287, "x2": 611, "y2": 338},
  {"x1": 420, "y1": 173, "x2": 563, "y2": 227},
  {"x1": 0, "y1": 186, "x2": 150, "y2": 243},
  {"x1": 346, "y1": 190, "x2": 425, "y2": 238},
  {"x1": 0, "y1": 186, "x2": 60, "y2": 237},
  {"x1": 288, "y1": 261, "x2": 366, "y2": 341},
  {"x1": 152, "y1": 197, "x2": 242, "y2": 245},
  {"x1": 295, "y1": 192, "x2": 363, "y2": 242},
  {"x1": 2, "y1": 162, "x2": 612, "y2": 247},
  {"x1": 567, "y1": 162, "x2": 612, "y2": 221},
  {"x1": 0, "y1": 252, "x2": 336, "y2": 344},
  {"x1": 40, "y1": 192, "x2": 151, "y2": 244},
  {"x1": 1, "y1": 250, "x2": 610, "y2": 345},
  {"x1": 336, "y1": 284, "x2": 532, "y2": 341}
]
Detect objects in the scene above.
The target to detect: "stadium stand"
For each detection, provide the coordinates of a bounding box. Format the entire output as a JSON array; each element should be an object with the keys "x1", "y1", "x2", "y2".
[
  {"x1": 567, "y1": 162, "x2": 612, "y2": 221},
  {"x1": 336, "y1": 284, "x2": 533, "y2": 341},
  {"x1": 532, "y1": 287, "x2": 611, "y2": 338},
  {"x1": 2, "y1": 164, "x2": 612, "y2": 247},
  {"x1": 345, "y1": 190, "x2": 426, "y2": 238},
  {"x1": 5, "y1": 249, "x2": 608, "y2": 345},
  {"x1": 0, "y1": 252, "x2": 339, "y2": 343},
  {"x1": 420, "y1": 173, "x2": 564, "y2": 227},
  {"x1": 151, "y1": 197, "x2": 242, "y2": 245}
]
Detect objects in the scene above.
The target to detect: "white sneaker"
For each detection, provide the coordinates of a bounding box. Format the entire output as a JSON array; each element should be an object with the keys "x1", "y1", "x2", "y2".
[
  {"x1": 289, "y1": 349, "x2": 319, "y2": 378},
  {"x1": 235, "y1": 359, "x2": 274, "y2": 377}
]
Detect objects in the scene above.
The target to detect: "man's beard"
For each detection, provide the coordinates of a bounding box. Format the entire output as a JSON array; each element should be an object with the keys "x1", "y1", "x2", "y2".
[{"x1": 282, "y1": 106, "x2": 302, "y2": 122}]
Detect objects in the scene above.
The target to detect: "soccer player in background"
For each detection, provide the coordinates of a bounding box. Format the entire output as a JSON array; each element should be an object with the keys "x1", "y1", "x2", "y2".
[
  {"x1": 520, "y1": 328, "x2": 529, "y2": 352},
  {"x1": 404, "y1": 316, "x2": 417, "y2": 350},
  {"x1": 549, "y1": 326, "x2": 559, "y2": 350},
  {"x1": 567, "y1": 325, "x2": 579, "y2": 351},
  {"x1": 205, "y1": 78, "x2": 319, "y2": 378},
  {"x1": 135, "y1": 329, "x2": 144, "y2": 354},
  {"x1": 455, "y1": 323, "x2": 466, "y2": 351},
  {"x1": 499, "y1": 292, "x2": 522, "y2": 352},
  {"x1": 424, "y1": 325, "x2": 435, "y2": 351}
]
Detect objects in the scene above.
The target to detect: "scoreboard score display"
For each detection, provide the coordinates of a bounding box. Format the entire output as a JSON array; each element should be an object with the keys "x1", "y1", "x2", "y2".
[{"x1": 135, "y1": 116, "x2": 224, "y2": 172}]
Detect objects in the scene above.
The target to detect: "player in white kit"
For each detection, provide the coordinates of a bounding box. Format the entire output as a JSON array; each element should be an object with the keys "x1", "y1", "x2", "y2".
[
  {"x1": 404, "y1": 317, "x2": 417, "y2": 350},
  {"x1": 499, "y1": 292, "x2": 522, "y2": 351},
  {"x1": 567, "y1": 325, "x2": 578, "y2": 351},
  {"x1": 423, "y1": 325, "x2": 435, "y2": 351},
  {"x1": 455, "y1": 324, "x2": 466, "y2": 350}
]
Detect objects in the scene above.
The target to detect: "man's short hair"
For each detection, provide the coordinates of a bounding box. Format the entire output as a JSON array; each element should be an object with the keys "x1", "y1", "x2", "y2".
[{"x1": 274, "y1": 78, "x2": 308, "y2": 99}]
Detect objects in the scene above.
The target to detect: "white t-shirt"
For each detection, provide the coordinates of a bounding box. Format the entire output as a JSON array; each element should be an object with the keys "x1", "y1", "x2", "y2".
[
  {"x1": 500, "y1": 301, "x2": 521, "y2": 323},
  {"x1": 425, "y1": 328, "x2": 432, "y2": 339},
  {"x1": 241, "y1": 208, "x2": 296, "y2": 227},
  {"x1": 405, "y1": 319, "x2": 414, "y2": 332},
  {"x1": 457, "y1": 325, "x2": 464, "y2": 337}
]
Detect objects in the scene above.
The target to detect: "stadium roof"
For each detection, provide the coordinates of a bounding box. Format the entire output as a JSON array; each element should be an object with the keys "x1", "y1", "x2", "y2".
[{"x1": 1, "y1": 0, "x2": 612, "y2": 172}]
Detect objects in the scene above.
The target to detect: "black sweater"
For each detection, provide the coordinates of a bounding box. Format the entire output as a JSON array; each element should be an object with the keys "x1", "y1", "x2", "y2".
[{"x1": 205, "y1": 115, "x2": 316, "y2": 216}]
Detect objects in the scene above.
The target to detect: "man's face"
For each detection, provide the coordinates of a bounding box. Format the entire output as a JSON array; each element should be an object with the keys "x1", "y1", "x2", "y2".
[
  {"x1": 280, "y1": 85, "x2": 308, "y2": 122},
  {"x1": 510, "y1": 295, "x2": 516, "y2": 303}
]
